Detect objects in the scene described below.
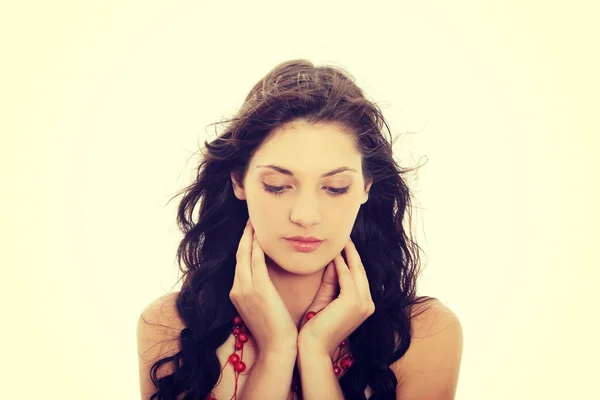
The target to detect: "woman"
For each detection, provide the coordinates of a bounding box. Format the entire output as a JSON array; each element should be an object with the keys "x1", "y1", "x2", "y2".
[{"x1": 137, "y1": 59, "x2": 463, "y2": 400}]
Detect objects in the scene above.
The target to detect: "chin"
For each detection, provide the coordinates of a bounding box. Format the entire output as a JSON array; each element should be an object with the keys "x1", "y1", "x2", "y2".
[{"x1": 266, "y1": 253, "x2": 328, "y2": 275}]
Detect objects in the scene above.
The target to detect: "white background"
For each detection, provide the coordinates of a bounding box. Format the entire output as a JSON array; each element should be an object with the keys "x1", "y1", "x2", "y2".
[{"x1": 2, "y1": 1, "x2": 598, "y2": 398}]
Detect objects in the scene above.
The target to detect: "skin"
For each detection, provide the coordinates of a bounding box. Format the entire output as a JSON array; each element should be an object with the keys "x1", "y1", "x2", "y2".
[
  {"x1": 137, "y1": 121, "x2": 462, "y2": 400},
  {"x1": 231, "y1": 119, "x2": 372, "y2": 330}
]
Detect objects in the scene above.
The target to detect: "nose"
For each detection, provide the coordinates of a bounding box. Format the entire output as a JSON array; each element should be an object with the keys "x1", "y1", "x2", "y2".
[{"x1": 289, "y1": 192, "x2": 322, "y2": 227}]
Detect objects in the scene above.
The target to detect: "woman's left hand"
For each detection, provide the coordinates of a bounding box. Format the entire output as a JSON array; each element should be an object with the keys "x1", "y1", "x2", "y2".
[{"x1": 297, "y1": 238, "x2": 376, "y2": 357}]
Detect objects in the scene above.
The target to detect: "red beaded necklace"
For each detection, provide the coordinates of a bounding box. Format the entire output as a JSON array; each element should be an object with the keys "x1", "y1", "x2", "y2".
[{"x1": 208, "y1": 311, "x2": 355, "y2": 400}]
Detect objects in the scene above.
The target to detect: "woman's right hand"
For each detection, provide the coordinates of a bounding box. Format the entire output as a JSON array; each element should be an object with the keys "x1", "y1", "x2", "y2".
[{"x1": 229, "y1": 219, "x2": 299, "y2": 354}]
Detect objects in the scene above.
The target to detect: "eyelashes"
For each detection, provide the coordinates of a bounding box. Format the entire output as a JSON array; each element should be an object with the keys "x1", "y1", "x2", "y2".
[{"x1": 262, "y1": 183, "x2": 350, "y2": 198}]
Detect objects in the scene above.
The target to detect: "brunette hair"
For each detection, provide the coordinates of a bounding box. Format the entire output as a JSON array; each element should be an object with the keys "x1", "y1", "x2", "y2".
[{"x1": 144, "y1": 59, "x2": 434, "y2": 399}]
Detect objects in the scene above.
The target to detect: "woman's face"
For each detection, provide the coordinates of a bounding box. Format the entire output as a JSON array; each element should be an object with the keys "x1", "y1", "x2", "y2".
[{"x1": 231, "y1": 119, "x2": 372, "y2": 275}]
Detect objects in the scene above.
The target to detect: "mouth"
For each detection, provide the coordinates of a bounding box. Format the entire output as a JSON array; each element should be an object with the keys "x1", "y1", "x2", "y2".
[
  {"x1": 285, "y1": 236, "x2": 323, "y2": 242},
  {"x1": 285, "y1": 238, "x2": 324, "y2": 253}
]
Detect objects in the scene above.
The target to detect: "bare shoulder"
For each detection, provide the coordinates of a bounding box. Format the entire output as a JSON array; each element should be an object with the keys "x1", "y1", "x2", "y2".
[
  {"x1": 137, "y1": 292, "x2": 186, "y2": 399},
  {"x1": 409, "y1": 298, "x2": 461, "y2": 337},
  {"x1": 138, "y1": 291, "x2": 185, "y2": 338},
  {"x1": 390, "y1": 298, "x2": 463, "y2": 399}
]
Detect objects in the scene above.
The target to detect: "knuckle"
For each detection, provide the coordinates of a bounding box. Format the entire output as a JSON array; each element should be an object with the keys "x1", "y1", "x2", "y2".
[
  {"x1": 254, "y1": 290, "x2": 266, "y2": 301},
  {"x1": 362, "y1": 302, "x2": 375, "y2": 315},
  {"x1": 239, "y1": 288, "x2": 254, "y2": 300}
]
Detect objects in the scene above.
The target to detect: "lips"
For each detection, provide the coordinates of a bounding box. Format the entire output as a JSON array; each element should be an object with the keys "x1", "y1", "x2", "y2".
[
  {"x1": 285, "y1": 238, "x2": 323, "y2": 252},
  {"x1": 286, "y1": 236, "x2": 323, "y2": 242}
]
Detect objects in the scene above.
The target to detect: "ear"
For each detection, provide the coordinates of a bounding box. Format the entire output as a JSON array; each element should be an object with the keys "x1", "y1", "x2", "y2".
[
  {"x1": 362, "y1": 179, "x2": 372, "y2": 205},
  {"x1": 230, "y1": 171, "x2": 247, "y2": 200}
]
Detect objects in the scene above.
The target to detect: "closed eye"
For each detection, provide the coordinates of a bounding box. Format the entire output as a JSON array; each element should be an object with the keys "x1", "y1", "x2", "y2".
[{"x1": 262, "y1": 183, "x2": 350, "y2": 197}]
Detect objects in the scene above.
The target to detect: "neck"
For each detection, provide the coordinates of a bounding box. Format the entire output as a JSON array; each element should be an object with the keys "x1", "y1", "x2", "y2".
[{"x1": 264, "y1": 255, "x2": 326, "y2": 329}]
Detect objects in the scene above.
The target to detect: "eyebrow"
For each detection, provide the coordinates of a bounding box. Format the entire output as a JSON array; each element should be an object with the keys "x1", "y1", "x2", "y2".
[{"x1": 256, "y1": 164, "x2": 357, "y2": 178}]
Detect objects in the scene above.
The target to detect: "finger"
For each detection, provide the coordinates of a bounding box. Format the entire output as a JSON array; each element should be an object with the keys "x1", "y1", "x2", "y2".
[
  {"x1": 250, "y1": 230, "x2": 270, "y2": 286},
  {"x1": 312, "y1": 262, "x2": 339, "y2": 302},
  {"x1": 320, "y1": 260, "x2": 338, "y2": 286},
  {"x1": 343, "y1": 240, "x2": 370, "y2": 298},
  {"x1": 333, "y1": 255, "x2": 358, "y2": 297},
  {"x1": 234, "y1": 222, "x2": 254, "y2": 290}
]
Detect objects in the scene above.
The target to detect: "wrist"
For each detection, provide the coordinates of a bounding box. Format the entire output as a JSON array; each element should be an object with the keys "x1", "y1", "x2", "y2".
[
  {"x1": 297, "y1": 335, "x2": 328, "y2": 356},
  {"x1": 259, "y1": 334, "x2": 298, "y2": 353},
  {"x1": 296, "y1": 345, "x2": 332, "y2": 373},
  {"x1": 262, "y1": 342, "x2": 298, "y2": 358}
]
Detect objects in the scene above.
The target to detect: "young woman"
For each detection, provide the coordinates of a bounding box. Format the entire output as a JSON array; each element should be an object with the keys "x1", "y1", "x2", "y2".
[{"x1": 137, "y1": 59, "x2": 463, "y2": 400}]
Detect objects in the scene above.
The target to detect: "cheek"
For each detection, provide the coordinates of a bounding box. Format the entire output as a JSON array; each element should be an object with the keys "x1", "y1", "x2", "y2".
[
  {"x1": 328, "y1": 211, "x2": 358, "y2": 244},
  {"x1": 245, "y1": 192, "x2": 281, "y2": 236},
  {"x1": 329, "y1": 197, "x2": 362, "y2": 220}
]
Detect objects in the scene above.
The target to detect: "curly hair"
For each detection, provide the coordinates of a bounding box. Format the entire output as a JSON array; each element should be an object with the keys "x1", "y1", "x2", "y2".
[{"x1": 143, "y1": 59, "x2": 434, "y2": 399}]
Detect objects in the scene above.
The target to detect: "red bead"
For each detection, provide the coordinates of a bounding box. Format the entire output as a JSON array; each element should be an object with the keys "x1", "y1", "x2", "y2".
[
  {"x1": 306, "y1": 311, "x2": 316, "y2": 321},
  {"x1": 228, "y1": 354, "x2": 240, "y2": 364},
  {"x1": 238, "y1": 333, "x2": 249, "y2": 343},
  {"x1": 240, "y1": 325, "x2": 248, "y2": 333},
  {"x1": 340, "y1": 356, "x2": 352, "y2": 369},
  {"x1": 346, "y1": 357, "x2": 354, "y2": 368},
  {"x1": 339, "y1": 339, "x2": 348, "y2": 348},
  {"x1": 234, "y1": 361, "x2": 246, "y2": 372},
  {"x1": 234, "y1": 341, "x2": 243, "y2": 350},
  {"x1": 233, "y1": 316, "x2": 242, "y2": 325},
  {"x1": 333, "y1": 365, "x2": 342, "y2": 376},
  {"x1": 232, "y1": 327, "x2": 240, "y2": 335}
]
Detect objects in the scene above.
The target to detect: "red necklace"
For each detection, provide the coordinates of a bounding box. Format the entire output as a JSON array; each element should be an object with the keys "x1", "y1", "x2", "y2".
[{"x1": 208, "y1": 311, "x2": 355, "y2": 400}]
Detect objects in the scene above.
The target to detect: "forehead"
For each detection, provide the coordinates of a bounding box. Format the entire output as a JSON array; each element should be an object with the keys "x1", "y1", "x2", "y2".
[{"x1": 251, "y1": 121, "x2": 361, "y2": 169}]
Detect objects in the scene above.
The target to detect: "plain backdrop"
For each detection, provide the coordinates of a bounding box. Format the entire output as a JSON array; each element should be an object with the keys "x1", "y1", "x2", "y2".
[{"x1": 2, "y1": 1, "x2": 598, "y2": 399}]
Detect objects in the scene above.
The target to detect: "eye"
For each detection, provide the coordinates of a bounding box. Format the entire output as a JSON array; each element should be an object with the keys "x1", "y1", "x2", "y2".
[
  {"x1": 262, "y1": 183, "x2": 286, "y2": 197},
  {"x1": 327, "y1": 186, "x2": 350, "y2": 196},
  {"x1": 262, "y1": 183, "x2": 349, "y2": 197}
]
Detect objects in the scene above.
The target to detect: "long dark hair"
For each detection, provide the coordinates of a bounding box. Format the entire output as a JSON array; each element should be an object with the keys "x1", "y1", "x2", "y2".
[{"x1": 145, "y1": 59, "x2": 434, "y2": 399}]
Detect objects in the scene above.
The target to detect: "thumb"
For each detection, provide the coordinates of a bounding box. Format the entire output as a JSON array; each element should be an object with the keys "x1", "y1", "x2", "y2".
[
  {"x1": 302, "y1": 261, "x2": 339, "y2": 321},
  {"x1": 320, "y1": 259, "x2": 339, "y2": 287},
  {"x1": 314, "y1": 261, "x2": 339, "y2": 302}
]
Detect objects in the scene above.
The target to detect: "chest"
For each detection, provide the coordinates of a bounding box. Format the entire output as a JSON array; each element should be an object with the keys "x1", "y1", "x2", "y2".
[{"x1": 207, "y1": 333, "x2": 373, "y2": 399}]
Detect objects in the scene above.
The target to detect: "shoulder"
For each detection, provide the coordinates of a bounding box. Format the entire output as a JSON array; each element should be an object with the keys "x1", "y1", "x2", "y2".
[
  {"x1": 390, "y1": 298, "x2": 463, "y2": 399},
  {"x1": 137, "y1": 291, "x2": 186, "y2": 354},
  {"x1": 136, "y1": 292, "x2": 186, "y2": 398},
  {"x1": 138, "y1": 291, "x2": 185, "y2": 336}
]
